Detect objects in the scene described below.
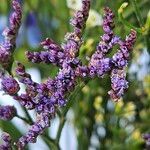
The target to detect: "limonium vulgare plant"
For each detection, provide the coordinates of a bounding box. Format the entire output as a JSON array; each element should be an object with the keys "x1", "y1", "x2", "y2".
[{"x1": 0, "y1": 0, "x2": 137, "y2": 149}]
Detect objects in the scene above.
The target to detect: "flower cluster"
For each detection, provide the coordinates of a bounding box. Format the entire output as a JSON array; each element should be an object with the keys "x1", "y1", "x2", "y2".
[
  {"x1": 0, "y1": 105, "x2": 17, "y2": 121},
  {"x1": 17, "y1": 112, "x2": 52, "y2": 149},
  {"x1": 16, "y1": 1, "x2": 91, "y2": 148},
  {"x1": 108, "y1": 29, "x2": 136, "y2": 100},
  {"x1": 0, "y1": 132, "x2": 12, "y2": 150},
  {"x1": 0, "y1": 0, "x2": 22, "y2": 70},
  {"x1": 1, "y1": 76, "x2": 20, "y2": 95},
  {"x1": 0, "y1": 0, "x2": 136, "y2": 149},
  {"x1": 88, "y1": 7, "x2": 118, "y2": 78},
  {"x1": 88, "y1": 7, "x2": 136, "y2": 100},
  {"x1": 26, "y1": 38, "x2": 64, "y2": 66}
]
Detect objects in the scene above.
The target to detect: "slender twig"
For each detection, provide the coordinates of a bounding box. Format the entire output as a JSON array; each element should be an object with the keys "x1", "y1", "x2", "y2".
[
  {"x1": 130, "y1": 0, "x2": 144, "y2": 27},
  {"x1": 41, "y1": 136, "x2": 53, "y2": 150},
  {"x1": 56, "y1": 79, "x2": 89, "y2": 143},
  {"x1": 124, "y1": 0, "x2": 149, "y2": 18},
  {"x1": 119, "y1": 14, "x2": 142, "y2": 33},
  {"x1": 41, "y1": 134, "x2": 60, "y2": 150},
  {"x1": 43, "y1": 134, "x2": 56, "y2": 143},
  {"x1": 56, "y1": 109, "x2": 62, "y2": 118},
  {"x1": 21, "y1": 106, "x2": 33, "y2": 124},
  {"x1": 56, "y1": 117, "x2": 66, "y2": 143},
  {"x1": 16, "y1": 114, "x2": 32, "y2": 125},
  {"x1": 129, "y1": 0, "x2": 150, "y2": 51},
  {"x1": 62, "y1": 80, "x2": 88, "y2": 116},
  {"x1": 118, "y1": 3, "x2": 142, "y2": 33}
]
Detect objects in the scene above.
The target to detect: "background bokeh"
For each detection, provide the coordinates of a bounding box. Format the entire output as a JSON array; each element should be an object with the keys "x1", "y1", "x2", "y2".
[{"x1": 0, "y1": 0, "x2": 150, "y2": 149}]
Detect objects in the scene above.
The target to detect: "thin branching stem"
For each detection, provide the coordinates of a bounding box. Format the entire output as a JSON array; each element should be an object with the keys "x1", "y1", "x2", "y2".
[
  {"x1": 16, "y1": 114, "x2": 32, "y2": 125},
  {"x1": 42, "y1": 134, "x2": 60, "y2": 150},
  {"x1": 56, "y1": 79, "x2": 89, "y2": 144},
  {"x1": 130, "y1": 0, "x2": 144, "y2": 27},
  {"x1": 130, "y1": 0, "x2": 150, "y2": 51},
  {"x1": 21, "y1": 107, "x2": 33, "y2": 124}
]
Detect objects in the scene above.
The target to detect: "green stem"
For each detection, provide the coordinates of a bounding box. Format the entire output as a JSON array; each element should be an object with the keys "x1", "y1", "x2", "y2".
[
  {"x1": 118, "y1": 2, "x2": 142, "y2": 33},
  {"x1": 62, "y1": 80, "x2": 88, "y2": 116},
  {"x1": 118, "y1": 13, "x2": 142, "y2": 33},
  {"x1": 56, "y1": 117, "x2": 66, "y2": 143},
  {"x1": 56, "y1": 109, "x2": 62, "y2": 118},
  {"x1": 16, "y1": 114, "x2": 32, "y2": 125},
  {"x1": 130, "y1": 0, "x2": 144, "y2": 27},
  {"x1": 21, "y1": 107, "x2": 33, "y2": 124},
  {"x1": 130, "y1": 0, "x2": 150, "y2": 50},
  {"x1": 41, "y1": 136, "x2": 53, "y2": 150},
  {"x1": 42, "y1": 134, "x2": 60, "y2": 150},
  {"x1": 56, "y1": 79, "x2": 89, "y2": 144},
  {"x1": 124, "y1": 0, "x2": 149, "y2": 18}
]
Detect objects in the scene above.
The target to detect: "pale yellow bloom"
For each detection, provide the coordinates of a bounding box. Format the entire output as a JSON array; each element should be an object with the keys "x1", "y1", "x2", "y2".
[
  {"x1": 82, "y1": 85, "x2": 90, "y2": 93},
  {"x1": 87, "y1": 9, "x2": 102, "y2": 27},
  {"x1": 95, "y1": 113, "x2": 104, "y2": 123},
  {"x1": 143, "y1": 75, "x2": 150, "y2": 97},
  {"x1": 94, "y1": 96, "x2": 102, "y2": 110},
  {"x1": 131, "y1": 129, "x2": 141, "y2": 141},
  {"x1": 115, "y1": 99, "x2": 124, "y2": 114},
  {"x1": 66, "y1": 0, "x2": 82, "y2": 10}
]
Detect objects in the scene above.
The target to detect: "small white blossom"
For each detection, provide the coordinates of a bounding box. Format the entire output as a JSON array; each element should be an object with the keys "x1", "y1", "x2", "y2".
[
  {"x1": 66, "y1": 0, "x2": 82, "y2": 10},
  {"x1": 87, "y1": 9, "x2": 102, "y2": 27}
]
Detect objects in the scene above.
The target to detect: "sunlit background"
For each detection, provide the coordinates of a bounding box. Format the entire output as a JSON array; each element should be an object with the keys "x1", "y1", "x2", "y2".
[{"x1": 0, "y1": 0, "x2": 150, "y2": 149}]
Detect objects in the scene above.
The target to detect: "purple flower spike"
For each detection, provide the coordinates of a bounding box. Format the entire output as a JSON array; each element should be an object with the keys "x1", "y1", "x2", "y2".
[
  {"x1": 103, "y1": 7, "x2": 115, "y2": 34},
  {"x1": 124, "y1": 29, "x2": 137, "y2": 50},
  {"x1": 0, "y1": 0, "x2": 22, "y2": 70},
  {"x1": 70, "y1": 0, "x2": 90, "y2": 36},
  {"x1": 0, "y1": 132, "x2": 12, "y2": 150},
  {"x1": 15, "y1": 62, "x2": 38, "y2": 109},
  {"x1": 0, "y1": 105, "x2": 17, "y2": 121},
  {"x1": 89, "y1": 7, "x2": 136, "y2": 100},
  {"x1": 1, "y1": 76, "x2": 20, "y2": 95},
  {"x1": 108, "y1": 69, "x2": 128, "y2": 101},
  {"x1": 112, "y1": 30, "x2": 137, "y2": 68},
  {"x1": 17, "y1": 112, "x2": 53, "y2": 149},
  {"x1": 26, "y1": 38, "x2": 64, "y2": 66},
  {"x1": 13, "y1": 93, "x2": 36, "y2": 110},
  {"x1": 16, "y1": 62, "x2": 36, "y2": 86},
  {"x1": 108, "y1": 30, "x2": 136, "y2": 101}
]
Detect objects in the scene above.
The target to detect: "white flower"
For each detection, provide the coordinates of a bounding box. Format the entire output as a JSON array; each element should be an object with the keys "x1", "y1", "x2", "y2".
[
  {"x1": 86, "y1": 9, "x2": 103, "y2": 28},
  {"x1": 66, "y1": 0, "x2": 82, "y2": 10}
]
